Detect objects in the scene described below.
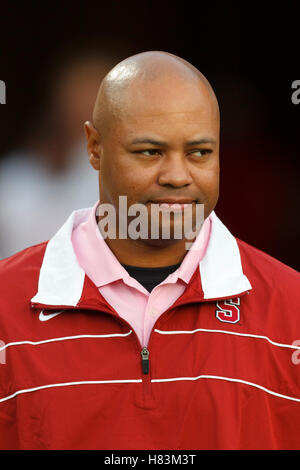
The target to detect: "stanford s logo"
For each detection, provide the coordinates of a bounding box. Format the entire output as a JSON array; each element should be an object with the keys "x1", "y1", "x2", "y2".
[{"x1": 216, "y1": 298, "x2": 240, "y2": 324}]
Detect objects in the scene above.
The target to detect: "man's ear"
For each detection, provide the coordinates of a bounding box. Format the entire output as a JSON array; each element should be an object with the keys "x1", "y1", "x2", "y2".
[{"x1": 84, "y1": 121, "x2": 102, "y2": 171}]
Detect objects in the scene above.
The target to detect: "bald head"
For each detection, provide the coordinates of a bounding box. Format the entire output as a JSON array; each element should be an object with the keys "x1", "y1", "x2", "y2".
[{"x1": 92, "y1": 51, "x2": 219, "y2": 134}]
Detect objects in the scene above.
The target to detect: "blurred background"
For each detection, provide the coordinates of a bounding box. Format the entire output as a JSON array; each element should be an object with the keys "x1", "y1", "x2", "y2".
[{"x1": 0, "y1": 2, "x2": 299, "y2": 270}]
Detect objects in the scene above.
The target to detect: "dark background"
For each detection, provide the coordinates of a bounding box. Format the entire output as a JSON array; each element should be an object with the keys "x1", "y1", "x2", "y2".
[{"x1": 0, "y1": 2, "x2": 299, "y2": 269}]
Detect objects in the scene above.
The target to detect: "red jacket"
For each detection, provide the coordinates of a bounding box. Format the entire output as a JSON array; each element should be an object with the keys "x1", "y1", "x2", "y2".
[{"x1": 0, "y1": 209, "x2": 299, "y2": 450}]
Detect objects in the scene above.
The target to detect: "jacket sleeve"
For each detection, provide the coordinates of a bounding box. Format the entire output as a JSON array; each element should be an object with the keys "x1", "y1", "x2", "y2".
[{"x1": 0, "y1": 337, "x2": 19, "y2": 449}]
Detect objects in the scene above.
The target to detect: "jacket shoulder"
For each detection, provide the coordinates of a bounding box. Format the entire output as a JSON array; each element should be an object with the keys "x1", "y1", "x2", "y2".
[
  {"x1": 236, "y1": 237, "x2": 300, "y2": 291},
  {"x1": 0, "y1": 242, "x2": 48, "y2": 297}
]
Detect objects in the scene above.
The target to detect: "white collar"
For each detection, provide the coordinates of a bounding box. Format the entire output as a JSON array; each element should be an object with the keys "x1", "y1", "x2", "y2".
[
  {"x1": 31, "y1": 207, "x2": 252, "y2": 306},
  {"x1": 200, "y1": 211, "x2": 252, "y2": 299}
]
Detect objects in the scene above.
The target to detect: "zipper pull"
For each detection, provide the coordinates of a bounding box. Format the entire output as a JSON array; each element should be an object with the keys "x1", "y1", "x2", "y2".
[{"x1": 141, "y1": 347, "x2": 150, "y2": 374}]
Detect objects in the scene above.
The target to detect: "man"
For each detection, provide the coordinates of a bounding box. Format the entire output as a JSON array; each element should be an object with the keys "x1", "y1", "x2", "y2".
[{"x1": 0, "y1": 51, "x2": 299, "y2": 450}]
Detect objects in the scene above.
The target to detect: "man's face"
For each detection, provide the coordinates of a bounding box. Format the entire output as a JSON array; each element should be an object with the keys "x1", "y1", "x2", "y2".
[{"x1": 95, "y1": 76, "x2": 220, "y2": 240}]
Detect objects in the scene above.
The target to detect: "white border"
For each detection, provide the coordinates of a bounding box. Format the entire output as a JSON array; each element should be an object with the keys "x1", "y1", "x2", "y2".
[
  {"x1": 0, "y1": 331, "x2": 133, "y2": 353},
  {"x1": 0, "y1": 379, "x2": 143, "y2": 403},
  {"x1": 151, "y1": 374, "x2": 300, "y2": 403},
  {"x1": 154, "y1": 328, "x2": 300, "y2": 350}
]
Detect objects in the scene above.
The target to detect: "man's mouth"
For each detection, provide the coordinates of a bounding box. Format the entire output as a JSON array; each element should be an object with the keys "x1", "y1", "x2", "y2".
[{"x1": 148, "y1": 199, "x2": 196, "y2": 211}]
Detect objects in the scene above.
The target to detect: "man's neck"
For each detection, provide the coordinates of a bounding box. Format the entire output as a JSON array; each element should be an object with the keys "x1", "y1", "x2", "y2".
[{"x1": 103, "y1": 236, "x2": 192, "y2": 268}]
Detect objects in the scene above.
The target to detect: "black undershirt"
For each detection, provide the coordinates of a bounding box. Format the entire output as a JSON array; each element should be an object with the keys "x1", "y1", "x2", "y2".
[{"x1": 121, "y1": 263, "x2": 181, "y2": 292}]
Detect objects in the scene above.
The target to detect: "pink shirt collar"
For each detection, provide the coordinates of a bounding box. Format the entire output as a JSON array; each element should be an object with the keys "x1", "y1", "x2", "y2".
[{"x1": 72, "y1": 200, "x2": 212, "y2": 290}]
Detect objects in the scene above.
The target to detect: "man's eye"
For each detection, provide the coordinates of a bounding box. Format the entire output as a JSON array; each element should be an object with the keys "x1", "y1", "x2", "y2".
[
  {"x1": 138, "y1": 149, "x2": 160, "y2": 156},
  {"x1": 190, "y1": 149, "x2": 212, "y2": 157}
]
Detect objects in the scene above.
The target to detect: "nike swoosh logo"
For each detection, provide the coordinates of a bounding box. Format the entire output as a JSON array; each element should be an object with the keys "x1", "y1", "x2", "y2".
[{"x1": 39, "y1": 309, "x2": 65, "y2": 322}]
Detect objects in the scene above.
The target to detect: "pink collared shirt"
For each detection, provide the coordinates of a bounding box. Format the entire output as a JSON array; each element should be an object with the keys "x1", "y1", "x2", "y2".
[{"x1": 71, "y1": 201, "x2": 211, "y2": 347}]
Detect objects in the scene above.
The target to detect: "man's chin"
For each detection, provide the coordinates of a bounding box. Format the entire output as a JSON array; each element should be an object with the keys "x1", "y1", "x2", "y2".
[
  {"x1": 138, "y1": 236, "x2": 186, "y2": 249},
  {"x1": 135, "y1": 224, "x2": 198, "y2": 248}
]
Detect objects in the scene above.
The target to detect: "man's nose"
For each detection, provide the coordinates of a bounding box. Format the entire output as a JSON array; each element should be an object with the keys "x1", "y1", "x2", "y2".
[{"x1": 157, "y1": 153, "x2": 193, "y2": 187}]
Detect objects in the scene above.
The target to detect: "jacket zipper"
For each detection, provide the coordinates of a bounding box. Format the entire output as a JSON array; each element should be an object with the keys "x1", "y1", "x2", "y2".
[
  {"x1": 140, "y1": 347, "x2": 151, "y2": 399},
  {"x1": 141, "y1": 347, "x2": 150, "y2": 374}
]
